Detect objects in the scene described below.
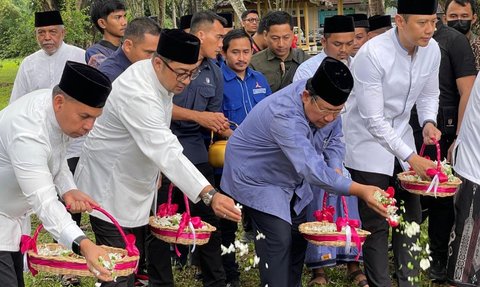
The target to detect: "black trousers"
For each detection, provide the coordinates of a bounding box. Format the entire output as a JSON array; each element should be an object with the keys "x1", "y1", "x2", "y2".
[
  {"x1": 67, "y1": 157, "x2": 82, "y2": 226},
  {"x1": 412, "y1": 133, "x2": 456, "y2": 267},
  {"x1": 0, "y1": 251, "x2": 24, "y2": 287},
  {"x1": 147, "y1": 163, "x2": 226, "y2": 287},
  {"x1": 245, "y1": 202, "x2": 307, "y2": 287},
  {"x1": 349, "y1": 166, "x2": 422, "y2": 287},
  {"x1": 90, "y1": 216, "x2": 148, "y2": 287}
]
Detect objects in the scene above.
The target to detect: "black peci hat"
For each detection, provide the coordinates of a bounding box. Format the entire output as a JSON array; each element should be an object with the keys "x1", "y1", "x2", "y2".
[
  {"x1": 368, "y1": 15, "x2": 392, "y2": 31},
  {"x1": 324, "y1": 15, "x2": 355, "y2": 34},
  {"x1": 397, "y1": 0, "x2": 438, "y2": 15},
  {"x1": 179, "y1": 15, "x2": 193, "y2": 30},
  {"x1": 217, "y1": 12, "x2": 234, "y2": 28},
  {"x1": 58, "y1": 61, "x2": 112, "y2": 108},
  {"x1": 35, "y1": 10, "x2": 64, "y2": 27},
  {"x1": 307, "y1": 57, "x2": 353, "y2": 107},
  {"x1": 348, "y1": 13, "x2": 369, "y2": 28},
  {"x1": 157, "y1": 29, "x2": 201, "y2": 64}
]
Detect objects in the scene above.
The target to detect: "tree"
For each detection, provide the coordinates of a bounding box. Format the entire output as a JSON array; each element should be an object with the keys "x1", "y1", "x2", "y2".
[
  {"x1": 228, "y1": 0, "x2": 246, "y2": 20},
  {"x1": 368, "y1": 0, "x2": 385, "y2": 15}
]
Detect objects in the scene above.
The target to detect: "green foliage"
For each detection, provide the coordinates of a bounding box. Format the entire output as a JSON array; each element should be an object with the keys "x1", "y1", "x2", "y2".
[
  {"x1": 61, "y1": 0, "x2": 95, "y2": 48},
  {"x1": 0, "y1": 0, "x2": 26, "y2": 59}
]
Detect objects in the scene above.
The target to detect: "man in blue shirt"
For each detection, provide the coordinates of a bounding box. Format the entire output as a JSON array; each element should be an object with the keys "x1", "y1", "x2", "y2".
[
  {"x1": 218, "y1": 29, "x2": 271, "y2": 287},
  {"x1": 221, "y1": 29, "x2": 271, "y2": 128},
  {"x1": 221, "y1": 57, "x2": 388, "y2": 287},
  {"x1": 99, "y1": 17, "x2": 161, "y2": 82},
  {"x1": 86, "y1": 0, "x2": 127, "y2": 68}
]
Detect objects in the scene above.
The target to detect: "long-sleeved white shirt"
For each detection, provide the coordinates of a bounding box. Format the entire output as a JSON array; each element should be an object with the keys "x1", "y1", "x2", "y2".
[
  {"x1": 74, "y1": 59, "x2": 210, "y2": 228},
  {"x1": 293, "y1": 50, "x2": 352, "y2": 81},
  {"x1": 344, "y1": 28, "x2": 440, "y2": 175},
  {"x1": 454, "y1": 76, "x2": 480, "y2": 185},
  {"x1": 9, "y1": 42, "x2": 86, "y2": 160},
  {"x1": 0, "y1": 90, "x2": 84, "y2": 252},
  {"x1": 10, "y1": 42, "x2": 85, "y2": 103}
]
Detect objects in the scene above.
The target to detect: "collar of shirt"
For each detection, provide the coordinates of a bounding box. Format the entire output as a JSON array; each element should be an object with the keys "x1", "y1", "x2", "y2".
[
  {"x1": 99, "y1": 39, "x2": 119, "y2": 51},
  {"x1": 41, "y1": 41, "x2": 65, "y2": 57},
  {"x1": 265, "y1": 47, "x2": 299, "y2": 63},
  {"x1": 393, "y1": 28, "x2": 419, "y2": 57},
  {"x1": 144, "y1": 59, "x2": 171, "y2": 98},
  {"x1": 222, "y1": 64, "x2": 253, "y2": 82}
]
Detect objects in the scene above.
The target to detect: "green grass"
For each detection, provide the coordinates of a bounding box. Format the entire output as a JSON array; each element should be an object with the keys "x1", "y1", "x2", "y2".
[
  {"x1": 0, "y1": 58, "x2": 19, "y2": 108},
  {"x1": 1, "y1": 59, "x2": 445, "y2": 286}
]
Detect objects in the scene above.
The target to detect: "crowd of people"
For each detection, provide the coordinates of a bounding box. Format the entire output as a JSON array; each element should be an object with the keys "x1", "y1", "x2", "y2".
[{"x1": 1, "y1": 0, "x2": 480, "y2": 286}]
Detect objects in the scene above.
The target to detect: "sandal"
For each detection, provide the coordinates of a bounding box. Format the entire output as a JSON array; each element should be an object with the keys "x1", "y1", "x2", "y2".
[
  {"x1": 308, "y1": 269, "x2": 328, "y2": 286},
  {"x1": 60, "y1": 274, "x2": 81, "y2": 286},
  {"x1": 348, "y1": 269, "x2": 369, "y2": 287}
]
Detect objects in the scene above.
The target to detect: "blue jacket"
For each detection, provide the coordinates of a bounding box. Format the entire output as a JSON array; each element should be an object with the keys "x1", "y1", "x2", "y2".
[
  {"x1": 221, "y1": 64, "x2": 271, "y2": 125},
  {"x1": 220, "y1": 79, "x2": 351, "y2": 224}
]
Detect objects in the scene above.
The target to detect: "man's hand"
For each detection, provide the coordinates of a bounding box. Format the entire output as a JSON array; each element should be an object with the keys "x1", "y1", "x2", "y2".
[
  {"x1": 80, "y1": 239, "x2": 113, "y2": 282},
  {"x1": 422, "y1": 123, "x2": 442, "y2": 145},
  {"x1": 63, "y1": 190, "x2": 99, "y2": 213},
  {"x1": 211, "y1": 193, "x2": 242, "y2": 222},
  {"x1": 194, "y1": 112, "x2": 229, "y2": 133},
  {"x1": 407, "y1": 154, "x2": 437, "y2": 180},
  {"x1": 350, "y1": 183, "x2": 388, "y2": 218}
]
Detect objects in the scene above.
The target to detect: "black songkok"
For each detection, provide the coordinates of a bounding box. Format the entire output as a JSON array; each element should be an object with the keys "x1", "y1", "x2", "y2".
[
  {"x1": 397, "y1": 0, "x2": 438, "y2": 15},
  {"x1": 179, "y1": 15, "x2": 193, "y2": 30},
  {"x1": 59, "y1": 61, "x2": 111, "y2": 108},
  {"x1": 35, "y1": 11, "x2": 63, "y2": 27},
  {"x1": 217, "y1": 13, "x2": 234, "y2": 28},
  {"x1": 324, "y1": 15, "x2": 355, "y2": 34},
  {"x1": 307, "y1": 57, "x2": 353, "y2": 107},
  {"x1": 349, "y1": 13, "x2": 369, "y2": 28},
  {"x1": 368, "y1": 15, "x2": 392, "y2": 31},
  {"x1": 157, "y1": 29, "x2": 200, "y2": 64}
]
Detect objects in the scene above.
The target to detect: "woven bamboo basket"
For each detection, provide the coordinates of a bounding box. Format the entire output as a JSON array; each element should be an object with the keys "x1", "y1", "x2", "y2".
[
  {"x1": 149, "y1": 183, "x2": 216, "y2": 246},
  {"x1": 24, "y1": 206, "x2": 139, "y2": 277},
  {"x1": 149, "y1": 216, "x2": 216, "y2": 245},
  {"x1": 299, "y1": 221, "x2": 370, "y2": 247},
  {"x1": 299, "y1": 193, "x2": 370, "y2": 248},
  {"x1": 398, "y1": 140, "x2": 461, "y2": 197}
]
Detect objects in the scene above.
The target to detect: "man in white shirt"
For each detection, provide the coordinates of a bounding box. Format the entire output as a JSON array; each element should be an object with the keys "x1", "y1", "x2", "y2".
[
  {"x1": 343, "y1": 0, "x2": 442, "y2": 286},
  {"x1": 10, "y1": 10, "x2": 85, "y2": 103},
  {"x1": 294, "y1": 15, "x2": 355, "y2": 81},
  {"x1": 0, "y1": 61, "x2": 114, "y2": 286},
  {"x1": 74, "y1": 29, "x2": 241, "y2": 287},
  {"x1": 447, "y1": 73, "x2": 480, "y2": 287}
]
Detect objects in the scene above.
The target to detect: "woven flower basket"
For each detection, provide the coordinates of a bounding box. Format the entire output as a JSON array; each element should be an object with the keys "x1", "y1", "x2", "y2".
[
  {"x1": 398, "y1": 139, "x2": 461, "y2": 197},
  {"x1": 23, "y1": 207, "x2": 139, "y2": 277},
  {"x1": 299, "y1": 194, "x2": 370, "y2": 250},
  {"x1": 149, "y1": 183, "x2": 216, "y2": 246},
  {"x1": 299, "y1": 221, "x2": 370, "y2": 247}
]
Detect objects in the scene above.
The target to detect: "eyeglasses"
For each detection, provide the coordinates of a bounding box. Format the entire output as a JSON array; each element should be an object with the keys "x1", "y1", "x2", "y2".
[
  {"x1": 160, "y1": 57, "x2": 200, "y2": 82},
  {"x1": 312, "y1": 96, "x2": 346, "y2": 117},
  {"x1": 244, "y1": 18, "x2": 259, "y2": 23}
]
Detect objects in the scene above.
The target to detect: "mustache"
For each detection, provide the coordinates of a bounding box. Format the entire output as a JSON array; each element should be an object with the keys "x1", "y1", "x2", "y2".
[
  {"x1": 41, "y1": 41, "x2": 55, "y2": 45},
  {"x1": 235, "y1": 61, "x2": 248, "y2": 66}
]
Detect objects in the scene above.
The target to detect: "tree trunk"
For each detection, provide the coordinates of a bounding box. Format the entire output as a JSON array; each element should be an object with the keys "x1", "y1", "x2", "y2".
[
  {"x1": 126, "y1": 0, "x2": 144, "y2": 17},
  {"x1": 158, "y1": 0, "x2": 166, "y2": 27},
  {"x1": 368, "y1": 0, "x2": 385, "y2": 16},
  {"x1": 228, "y1": 0, "x2": 247, "y2": 21}
]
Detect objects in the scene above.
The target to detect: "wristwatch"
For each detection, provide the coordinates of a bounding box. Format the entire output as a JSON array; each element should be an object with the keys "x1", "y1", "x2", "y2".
[
  {"x1": 201, "y1": 188, "x2": 218, "y2": 206},
  {"x1": 72, "y1": 235, "x2": 88, "y2": 256}
]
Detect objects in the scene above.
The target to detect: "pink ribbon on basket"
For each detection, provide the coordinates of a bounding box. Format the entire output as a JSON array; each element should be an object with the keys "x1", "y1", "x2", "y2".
[
  {"x1": 157, "y1": 203, "x2": 179, "y2": 217},
  {"x1": 174, "y1": 212, "x2": 203, "y2": 257},
  {"x1": 314, "y1": 206, "x2": 335, "y2": 223},
  {"x1": 336, "y1": 217, "x2": 362, "y2": 261},
  {"x1": 20, "y1": 235, "x2": 38, "y2": 276}
]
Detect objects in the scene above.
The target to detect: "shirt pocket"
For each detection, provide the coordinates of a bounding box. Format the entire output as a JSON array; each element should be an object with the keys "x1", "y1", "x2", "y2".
[
  {"x1": 191, "y1": 86, "x2": 216, "y2": 112},
  {"x1": 223, "y1": 97, "x2": 243, "y2": 121},
  {"x1": 252, "y1": 92, "x2": 267, "y2": 105}
]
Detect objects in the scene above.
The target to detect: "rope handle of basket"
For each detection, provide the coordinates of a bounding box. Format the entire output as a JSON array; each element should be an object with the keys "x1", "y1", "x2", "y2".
[
  {"x1": 21, "y1": 206, "x2": 139, "y2": 258},
  {"x1": 159, "y1": 183, "x2": 203, "y2": 257},
  {"x1": 418, "y1": 137, "x2": 448, "y2": 196},
  {"x1": 418, "y1": 137, "x2": 441, "y2": 171}
]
